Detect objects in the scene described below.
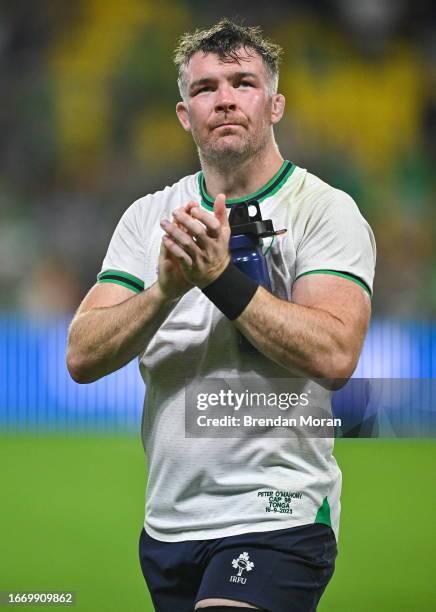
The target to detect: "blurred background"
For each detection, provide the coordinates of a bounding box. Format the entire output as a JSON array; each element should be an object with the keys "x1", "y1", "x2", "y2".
[{"x1": 0, "y1": 1, "x2": 435, "y2": 611}]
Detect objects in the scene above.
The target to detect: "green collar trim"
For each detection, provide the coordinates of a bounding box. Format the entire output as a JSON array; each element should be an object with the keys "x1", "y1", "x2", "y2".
[{"x1": 198, "y1": 160, "x2": 296, "y2": 210}]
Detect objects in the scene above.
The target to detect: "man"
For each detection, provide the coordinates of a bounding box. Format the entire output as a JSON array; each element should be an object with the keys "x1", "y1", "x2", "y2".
[{"x1": 66, "y1": 19, "x2": 375, "y2": 612}]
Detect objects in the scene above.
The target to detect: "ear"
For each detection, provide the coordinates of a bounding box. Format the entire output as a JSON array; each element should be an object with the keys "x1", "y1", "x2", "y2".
[
  {"x1": 176, "y1": 101, "x2": 191, "y2": 132},
  {"x1": 270, "y1": 93, "x2": 285, "y2": 125}
]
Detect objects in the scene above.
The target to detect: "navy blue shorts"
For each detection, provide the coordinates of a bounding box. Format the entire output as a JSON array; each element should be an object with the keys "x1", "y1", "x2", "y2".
[{"x1": 138, "y1": 523, "x2": 337, "y2": 612}]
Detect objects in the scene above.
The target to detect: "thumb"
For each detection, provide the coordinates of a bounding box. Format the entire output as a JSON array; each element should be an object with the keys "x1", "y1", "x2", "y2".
[{"x1": 213, "y1": 193, "x2": 228, "y2": 226}]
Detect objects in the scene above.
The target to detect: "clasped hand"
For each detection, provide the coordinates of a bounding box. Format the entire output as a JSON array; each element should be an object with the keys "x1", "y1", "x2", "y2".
[{"x1": 159, "y1": 193, "x2": 231, "y2": 290}]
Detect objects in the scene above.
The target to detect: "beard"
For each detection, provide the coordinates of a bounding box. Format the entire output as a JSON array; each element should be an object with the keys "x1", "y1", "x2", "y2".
[{"x1": 192, "y1": 122, "x2": 271, "y2": 173}]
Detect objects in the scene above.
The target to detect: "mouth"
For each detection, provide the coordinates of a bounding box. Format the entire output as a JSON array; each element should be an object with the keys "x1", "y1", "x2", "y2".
[{"x1": 212, "y1": 123, "x2": 243, "y2": 131}]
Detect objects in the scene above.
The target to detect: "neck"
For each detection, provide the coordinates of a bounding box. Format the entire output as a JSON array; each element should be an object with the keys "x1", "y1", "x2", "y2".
[{"x1": 199, "y1": 141, "x2": 284, "y2": 201}]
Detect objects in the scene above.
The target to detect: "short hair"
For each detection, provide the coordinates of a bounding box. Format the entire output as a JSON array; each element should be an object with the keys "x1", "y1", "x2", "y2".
[{"x1": 174, "y1": 18, "x2": 283, "y2": 99}]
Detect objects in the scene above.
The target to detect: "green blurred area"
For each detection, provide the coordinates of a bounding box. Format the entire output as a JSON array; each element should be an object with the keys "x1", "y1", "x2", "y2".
[
  {"x1": 1, "y1": 435, "x2": 434, "y2": 611},
  {"x1": 1, "y1": 1, "x2": 435, "y2": 316}
]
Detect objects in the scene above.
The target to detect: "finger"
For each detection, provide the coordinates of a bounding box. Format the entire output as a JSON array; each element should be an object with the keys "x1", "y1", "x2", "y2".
[
  {"x1": 172, "y1": 209, "x2": 208, "y2": 246},
  {"x1": 175, "y1": 204, "x2": 197, "y2": 233},
  {"x1": 162, "y1": 235, "x2": 192, "y2": 267},
  {"x1": 160, "y1": 238, "x2": 174, "y2": 260},
  {"x1": 162, "y1": 219, "x2": 197, "y2": 250},
  {"x1": 160, "y1": 219, "x2": 202, "y2": 258},
  {"x1": 161, "y1": 239, "x2": 177, "y2": 261},
  {"x1": 189, "y1": 207, "x2": 221, "y2": 238},
  {"x1": 173, "y1": 218, "x2": 189, "y2": 233},
  {"x1": 213, "y1": 193, "x2": 228, "y2": 227},
  {"x1": 185, "y1": 201, "x2": 200, "y2": 213}
]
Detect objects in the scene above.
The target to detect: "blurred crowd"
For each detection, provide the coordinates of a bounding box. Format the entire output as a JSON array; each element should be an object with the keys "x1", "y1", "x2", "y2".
[{"x1": 0, "y1": 0, "x2": 435, "y2": 317}]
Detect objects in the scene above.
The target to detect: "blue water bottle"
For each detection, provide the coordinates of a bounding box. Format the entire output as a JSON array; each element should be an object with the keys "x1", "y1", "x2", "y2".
[{"x1": 229, "y1": 201, "x2": 286, "y2": 351}]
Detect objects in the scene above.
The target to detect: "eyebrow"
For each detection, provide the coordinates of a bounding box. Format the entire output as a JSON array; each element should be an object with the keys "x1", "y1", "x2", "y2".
[{"x1": 189, "y1": 72, "x2": 259, "y2": 92}]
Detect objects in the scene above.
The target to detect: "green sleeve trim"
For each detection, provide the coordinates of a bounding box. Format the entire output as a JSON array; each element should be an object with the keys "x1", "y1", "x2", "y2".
[
  {"x1": 295, "y1": 269, "x2": 372, "y2": 297},
  {"x1": 314, "y1": 496, "x2": 332, "y2": 527},
  {"x1": 96, "y1": 269, "x2": 144, "y2": 294}
]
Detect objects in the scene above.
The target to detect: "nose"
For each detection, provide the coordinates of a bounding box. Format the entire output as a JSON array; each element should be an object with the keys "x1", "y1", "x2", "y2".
[{"x1": 214, "y1": 84, "x2": 237, "y2": 113}]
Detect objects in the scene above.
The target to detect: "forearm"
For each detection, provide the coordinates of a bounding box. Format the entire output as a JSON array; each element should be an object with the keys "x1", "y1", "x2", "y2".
[
  {"x1": 67, "y1": 282, "x2": 177, "y2": 383},
  {"x1": 235, "y1": 287, "x2": 356, "y2": 381},
  {"x1": 160, "y1": 202, "x2": 370, "y2": 383}
]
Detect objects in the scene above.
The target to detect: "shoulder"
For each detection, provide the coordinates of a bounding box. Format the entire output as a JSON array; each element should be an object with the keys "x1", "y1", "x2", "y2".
[
  {"x1": 117, "y1": 172, "x2": 200, "y2": 229},
  {"x1": 135, "y1": 172, "x2": 199, "y2": 214},
  {"x1": 288, "y1": 167, "x2": 374, "y2": 250},
  {"x1": 289, "y1": 166, "x2": 375, "y2": 255},
  {"x1": 291, "y1": 167, "x2": 362, "y2": 223},
  {"x1": 290, "y1": 168, "x2": 376, "y2": 295}
]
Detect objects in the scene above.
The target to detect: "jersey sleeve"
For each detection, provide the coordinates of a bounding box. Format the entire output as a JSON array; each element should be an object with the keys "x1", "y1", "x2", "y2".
[
  {"x1": 97, "y1": 200, "x2": 146, "y2": 294},
  {"x1": 294, "y1": 191, "x2": 376, "y2": 296}
]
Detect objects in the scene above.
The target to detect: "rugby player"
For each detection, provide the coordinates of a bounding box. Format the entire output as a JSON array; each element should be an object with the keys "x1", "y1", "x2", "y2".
[{"x1": 67, "y1": 19, "x2": 376, "y2": 612}]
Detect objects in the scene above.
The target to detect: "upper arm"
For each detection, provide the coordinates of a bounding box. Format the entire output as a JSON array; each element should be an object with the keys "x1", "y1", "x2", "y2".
[
  {"x1": 292, "y1": 272, "x2": 371, "y2": 366},
  {"x1": 74, "y1": 282, "x2": 137, "y2": 317},
  {"x1": 93, "y1": 198, "x2": 147, "y2": 307},
  {"x1": 293, "y1": 190, "x2": 376, "y2": 298},
  {"x1": 291, "y1": 186, "x2": 375, "y2": 366},
  {"x1": 75, "y1": 196, "x2": 147, "y2": 318}
]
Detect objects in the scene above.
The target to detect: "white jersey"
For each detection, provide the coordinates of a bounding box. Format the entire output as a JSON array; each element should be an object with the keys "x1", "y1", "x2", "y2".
[{"x1": 98, "y1": 161, "x2": 376, "y2": 542}]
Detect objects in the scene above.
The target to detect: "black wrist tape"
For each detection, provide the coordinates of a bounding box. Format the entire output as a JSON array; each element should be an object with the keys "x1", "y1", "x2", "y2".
[{"x1": 201, "y1": 263, "x2": 259, "y2": 320}]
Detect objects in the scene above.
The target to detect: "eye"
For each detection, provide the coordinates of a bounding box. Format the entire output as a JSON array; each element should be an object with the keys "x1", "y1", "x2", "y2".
[
  {"x1": 197, "y1": 86, "x2": 212, "y2": 94},
  {"x1": 238, "y1": 81, "x2": 253, "y2": 88}
]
